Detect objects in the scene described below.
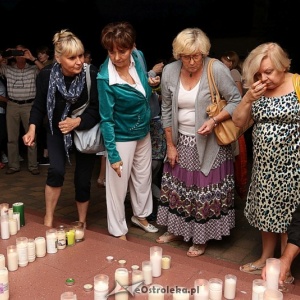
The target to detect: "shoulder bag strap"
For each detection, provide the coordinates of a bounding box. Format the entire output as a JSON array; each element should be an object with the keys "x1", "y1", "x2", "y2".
[{"x1": 207, "y1": 58, "x2": 221, "y2": 104}]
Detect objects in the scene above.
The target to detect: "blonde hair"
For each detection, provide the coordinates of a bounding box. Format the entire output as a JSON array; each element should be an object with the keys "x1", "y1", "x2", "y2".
[
  {"x1": 53, "y1": 29, "x2": 84, "y2": 59},
  {"x1": 172, "y1": 28, "x2": 211, "y2": 60},
  {"x1": 242, "y1": 42, "x2": 291, "y2": 88}
]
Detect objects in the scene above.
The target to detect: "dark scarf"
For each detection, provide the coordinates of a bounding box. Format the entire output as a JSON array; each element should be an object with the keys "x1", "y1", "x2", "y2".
[{"x1": 47, "y1": 62, "x2": 86, "y2": 161}]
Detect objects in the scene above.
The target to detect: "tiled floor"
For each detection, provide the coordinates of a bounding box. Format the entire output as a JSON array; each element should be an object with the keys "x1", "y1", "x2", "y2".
[{"x1": 1, "y1": 151, "x2": 300, "y2": 283}]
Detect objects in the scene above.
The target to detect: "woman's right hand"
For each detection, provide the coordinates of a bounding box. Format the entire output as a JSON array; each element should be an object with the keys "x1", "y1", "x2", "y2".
[
  {"x1": 23, "y1": 125, "x2": 36, "y2": 147},
  {"x1": 111, "y1": 161, "x2": 123, "y2": 177},
  {"x1": 245, "y1": 80, "x2": 267, "y2": 103},
  {"x1": 166, "y1": 145, "x2": 178, "y2": 168}
]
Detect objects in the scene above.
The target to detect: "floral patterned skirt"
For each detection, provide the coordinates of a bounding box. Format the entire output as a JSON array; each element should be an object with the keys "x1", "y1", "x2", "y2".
[{"x1": 156, "y1": 133, "x2": 235, "y2": 244}]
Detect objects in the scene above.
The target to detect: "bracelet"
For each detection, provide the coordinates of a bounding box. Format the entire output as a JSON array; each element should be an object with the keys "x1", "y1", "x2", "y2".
[
  {"x1": 32, "y1": 58, "x2": 38, "y2": 63},
  {"x1": 211, "y1": 117, "x2": 218, "y2": 127}
]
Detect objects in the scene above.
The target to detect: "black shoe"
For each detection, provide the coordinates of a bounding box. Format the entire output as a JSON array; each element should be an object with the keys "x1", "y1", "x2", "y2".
[
  {"x1": 6, "y1": 168, "x2": 20, "y2": 175},
  {"x1": 30, "y1": 169, "x2": 40, "y2": 175},
  {"x1": 39, "y1": 157, "x2": 50, "y2": 165}
]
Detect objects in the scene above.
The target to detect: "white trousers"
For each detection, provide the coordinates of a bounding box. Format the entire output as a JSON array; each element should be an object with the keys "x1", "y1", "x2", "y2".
[{"x1": 106, "y1": 133, "x2": 153, "y2": 236}]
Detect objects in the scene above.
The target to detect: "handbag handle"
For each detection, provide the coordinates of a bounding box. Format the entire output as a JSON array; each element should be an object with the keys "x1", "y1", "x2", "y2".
[
  {"x1": 207, "y1": 58, "x2": 221, "y2": 105},
  {"x1": 292, "y1": 73, "x2": 300, "y2": 102}
]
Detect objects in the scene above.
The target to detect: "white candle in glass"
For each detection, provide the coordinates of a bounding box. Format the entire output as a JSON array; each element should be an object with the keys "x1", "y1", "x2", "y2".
[
  {"x1": 224, "y1": 274, "x2": 237, "y2": 299},
  {"x1": 7, "y1": 245, "x2": 18, "y2": 272},
  {"x1": 94, "y1": 274, "x2": 109, "y2": 300},
  {"x1": 194, "y1": 279, "x2": 209, "y2": 300},
  {"x1": 266, "y1": 258, "x2": 280, "y2": 290},
  {"x1": 16, "y1": 237, "x2": 28, "y2": 267},
  {"x1": 0, "y1": 215, "x2": 10, "y2": 240},
  {"x1": 150, "y1": 246, "x2": 162, "y2": 277},
  {"x1": 161, "y1": 255, "x2": 171, "y2": 270},
  {"x1": 209, "y1": 278, "x2": 223, "y2": 300},
  {"x1": 35, "y1": 237, "x2": 46, "y2": 257},
  {"x1": 8, "y1": 208, "x2": 13, "y2": 218},
  {"x1": 252, "y1": 279, "x2": 266, "y2": 300},
  {"x1": 0, "y1": 267, "x2": 9, "y2": 299},
  {"x1": 46, "y1": 229, "x2": 57, "y2": 254},
  {"x1": 142, "y1": 261, "x2": 152, "y2": 285},
  {"x1": 0, "y1": 254, "x2": 5, "y2": 268},
  {"x1": 9, "y1": 217, "x2": 17, "y2": 235},
  {"x1": 263, "y1": 289, "x2": 283, "y2": 300},
  {"x1": 148, "y1": 284, "x2": 164, "y2": 300},
  {"x1": 172, "y1": 287, "x2": 189, "y2": 300},
  {"x1": 115, "y1": 268, "x2": 129, "y2": 300},
  {"x1": 27, "y1": 238, "x2": 36, "y2": 263},
  {"x1": 132, "y1": 269, "x2": 144, "y2": 284},
  {"x1": 12, "y1": 212, "x2": 20, "y2": 231}
]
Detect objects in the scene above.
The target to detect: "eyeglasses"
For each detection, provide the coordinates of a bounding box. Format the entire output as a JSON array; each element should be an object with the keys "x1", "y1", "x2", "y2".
[{"x1": 181, "y1": 53, "x2": 202, "y2": 62}]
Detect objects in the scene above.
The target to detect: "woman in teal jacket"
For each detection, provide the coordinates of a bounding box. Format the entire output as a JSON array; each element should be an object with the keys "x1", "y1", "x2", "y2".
[{"x1": 97, "y1": 21, "x2": 160, "y2": 240}]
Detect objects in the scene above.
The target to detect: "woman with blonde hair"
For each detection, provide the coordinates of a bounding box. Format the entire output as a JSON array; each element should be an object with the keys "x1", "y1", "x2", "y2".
[
  {"x1": 23, "y1": 29, "x2": 100, "y2": 228},
  {"x1": 233, "y1": 42, "x2": 300, "y2": 283}
]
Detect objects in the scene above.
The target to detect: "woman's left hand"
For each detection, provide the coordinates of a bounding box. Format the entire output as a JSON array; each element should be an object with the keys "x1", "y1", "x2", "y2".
[
  {"x1": 59, "y1": 117, "x2": 80, "y2": 134},
  {"x1": 197, "y1": 118, "x2": 215, "y2": 136},
  {"x1": 148, "y1": 76, "x2": 160, "y2": 87}
]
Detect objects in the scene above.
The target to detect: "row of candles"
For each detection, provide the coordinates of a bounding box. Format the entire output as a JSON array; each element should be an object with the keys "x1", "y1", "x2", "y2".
[{"x1": 90, "y1": 248, "x2": 284, "y2": 300}]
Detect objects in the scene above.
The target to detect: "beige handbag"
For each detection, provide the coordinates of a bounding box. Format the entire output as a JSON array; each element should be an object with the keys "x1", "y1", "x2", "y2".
[{"x1": 206, "y1": 59, "x2": 253, "y2": 145}]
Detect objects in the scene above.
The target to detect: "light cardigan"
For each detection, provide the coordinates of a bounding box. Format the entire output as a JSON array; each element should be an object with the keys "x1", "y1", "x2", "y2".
[{"x1": 161, "y1": 57, "x2": 241, "y2": 176}]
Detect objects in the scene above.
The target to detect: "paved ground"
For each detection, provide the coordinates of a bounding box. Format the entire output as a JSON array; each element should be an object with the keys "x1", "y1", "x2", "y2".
[{"x1": 1, "y1": 151, "x2": 299, "y2": 282}]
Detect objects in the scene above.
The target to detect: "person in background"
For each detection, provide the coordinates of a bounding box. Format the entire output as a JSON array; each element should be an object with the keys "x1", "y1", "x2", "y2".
[
  {"x1": 36, "y1": 45, "x2": 53, "y2": 166},
  {"x1": 0, "y1": 45, "x2": 44, "y2": 175},
  {"x1": 23, "y1": 29, "x2": 100, "y2": 228},
  {"x1": 0, "y1": 51, "x2": 8, "y2": 169},
  {"x1": 262, "y1": 205, "x2": 300, "y2": 285},
  {"x1": 220, "y1": 50, "x2": 249, "y2": 199},
  {"x1": 232, "y1": 42, "x2": 299, "y2": 284},
  {"x1": 97, "y1": 21, "x2": 160, "y2": 240},
  {"x1": 220, "y1": 50, "x2": 243, "y2": 96},
  {"x1": 155, "y1": 27, "x2": 241, "y2": 257}
]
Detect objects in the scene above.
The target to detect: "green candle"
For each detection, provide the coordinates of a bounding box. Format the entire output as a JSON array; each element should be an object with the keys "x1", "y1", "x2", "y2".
[{"x1": 13, "y1": 202, "x2": 25, "y2": 226}]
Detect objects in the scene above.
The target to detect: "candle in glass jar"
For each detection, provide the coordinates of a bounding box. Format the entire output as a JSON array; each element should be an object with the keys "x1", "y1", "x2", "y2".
[
  {"x1": 224, "y1": 274, "x2": 236, "y2": 300},
  {"x1": 208, "y1": 278, "x2": 223, "y2": 300},
  {"x1": 263, "y1": 289, "x2": 283, "y2": 300},
  {"x1": 0, "y1": 215, "x2": 10, "y2": 240},
  {"x1": 132, "y1": 269, "x2": 143, "y2": 284},
  {"x1": 8, "y1": 208, "x2": 13, "y2": 219},
  {"x1": 71, "y1": 221, "x2": 85, "y2": 242},
  {"x1": 252, "y1": 279, "x2": 266, "y2": 300},
  {"x1": 115, "y1": 268, "x2": 129, "y2": 300},
  {"x1": 142, "y1": 261, "x2": 152, "y2": 285},
  {"x1": 12, "y1": 212, "x2": 20, "y2": 231},
  {"x1": 6, "y1": 245, "x2": 18, "y2": 272},
  {"x1": 148, "y1": 284, "x2": 164, "y2": 300},
  {"x1": 194, "y1": 279, "x2": 209, "y2": 300},
  {"x1": 0, "y1": 254, "x2": 5, "y2": 268},
  {"x1": 27, "y1": 238, "x2": 36, "y2": 262},
  {"x1": 94, "y1": 274, "x2": 109, "y2": 300},
  {"x1": 0, "y1": 267, "x2": 9, "y2": 300},
  {"x1": 266, "y1": 258, "x2": 280, "y2": 290},
  {"x1": 161, "y1": 255, "x2": 171, "y2": 270},
  {"x1": 150, "y1": 246, "x2": 162, "y2": 277},
  {"x1": 35, "y1": 237, "x2": 46, "y2": 258},
  {"x1": 46, "y1": 229, "x2": 57, "y2": 253},
  {"x1": 16, "y1": 237, "x2": 28, "y2": 267},
  {"x1": 172, "y1": 287, "x2": 189, "y2": 300},
  {"x1": 57, "y1": 226, "x2": 66, "y2": 250},
  {"x1": 8, "y1": 217, "x2": 17, "y2": 235}
]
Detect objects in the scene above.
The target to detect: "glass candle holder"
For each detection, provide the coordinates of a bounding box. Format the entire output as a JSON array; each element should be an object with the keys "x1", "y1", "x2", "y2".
[
  {"x1": 142, "y1": 260, "x2": 152, "y2": 285},
  {"x1": 252, "y1": 279, "x2": 266, "y2": 300},
  {"x1": 266, "y1": 258, "x2": 280, "y2": 291},
  {"x1": 9, "y1": 217, "x2": 17, "y2": 235},
  {"x1": 66, "y1": 227, "x2": 75, "y2": 246},
  {"x1": 115, "y1": 268, "x2": 129, "y2": 300},
  {"x1": 16, "y1": 237, "x2": 28, "y2": 267},
  {"x1": 94, "y1": 274, "x2": 109, "y2": 300},
  {"x1": 161, "y1": 255, "x2": 171, "y2": 270},
  {"x1": 57, "y1": 225, "x2": 66, "y2": 250},
  {"x1": 194, "y1": 279, "x2": 209, "y2": 300},
  {"x1": 60, "y1": 291, "x2": 77, "y2": 300},
  {"x1": 132, "y1": 269, "x2": 143, "y2": 284},
  {"x1": 12, "y1": 212, "x2": 20, "y2": 231},
  {"x1": 148, "y1": 284, "x2": 164, "y2": 300},
  {"x1": 172, "y1": 287, "x2": 189, "y2": 300},
  {"x1": 35, "y1": 237, "x2": 46, "y2": 258},
  {"x1": 0, "y1": 267, "x2": 9, "y2": 299},
  {"x1": 0, "y1": 254, "x2": 5, "y2": 269},
  {"x1": 263, "y1": 289, "x2": 283, "y2": 300},
  {"x1": 224, "y1": 274, "x2": 237, "y2": 300},
  {"x1": 208, "y1": 278, "x2": 223, "y2": 300},
  {"x1": 0, "y1": 215, "x2": 10, "y2": 240},
  {"x1": 71, "y1": 221, "x2": 85, "y2": 242},
  {"x1": 46, "y1": 229, "x2": 57, "y2": 254},
  {"x1": 150, "y1": 246, "x2": 162, "y2": 277},
  {"x1": 7, "y1": 245, "x2": 18, "y2": 271}
]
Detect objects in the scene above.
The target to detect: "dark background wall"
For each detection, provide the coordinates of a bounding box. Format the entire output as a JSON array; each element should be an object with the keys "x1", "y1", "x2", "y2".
[{"x1": 1, "y1": 0, "x2": 298, "y2": 71}]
